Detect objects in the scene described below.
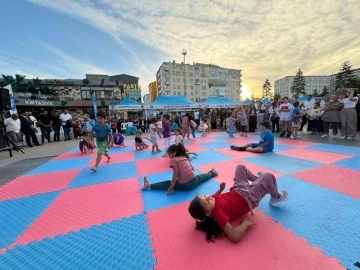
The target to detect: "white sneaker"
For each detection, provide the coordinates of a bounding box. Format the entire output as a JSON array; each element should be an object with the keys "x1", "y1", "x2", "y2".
[
  {"x1": 321, "y1": 134, "x2": 328, "y2": 138},
  {"x1": 332, "y1": 135, "x2": 337, "y2": 139},
  {"x1": 270, "y1": 191, "x2": 288, "y2": 207},
  {"x1": 347, "y1": 137, "x2": 354, "y2": 140},
  {"x1": 211, "y1": 167, "x2": 218, "y2": 176},
  {"x1": 341, "y1": 136, "x2": 346, "y2": 139},
  {"x1": 295, "y1": 136, "x2": 301, "y2": 139},
  {"x1": 290, "y1": 135, "x2": 295, "y2": 139}
]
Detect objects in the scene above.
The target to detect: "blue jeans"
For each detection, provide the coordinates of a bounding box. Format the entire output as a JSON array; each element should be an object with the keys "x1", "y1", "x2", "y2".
[
  {"x1": 62, "y1": 125, "x2": 71, "y2": 140},
  {"x1": 229, "y1": 122, "x2": 234, "y2": 137},
  {"x1": 191, "y1": 126, "x2": 197, "y2": 138}
]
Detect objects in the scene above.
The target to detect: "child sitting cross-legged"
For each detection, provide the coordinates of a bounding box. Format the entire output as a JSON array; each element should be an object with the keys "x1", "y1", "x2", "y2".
[
  {"x1": 143, "y1": 144, "x2": 217, "y2": 195},
  {"x1": 188, "y1": 164, "x2": 288, "y2": 243},
  {"x1": 230, "y1": 121, "x2": 274, "y2": 153},
  {"x1": 134, "y1": 131, "x2": 150, "y2": 150}
]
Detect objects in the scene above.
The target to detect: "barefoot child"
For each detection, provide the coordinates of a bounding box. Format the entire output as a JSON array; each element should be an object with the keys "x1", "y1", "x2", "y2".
[
  {"x1": 134, "y1": 131, "x2": 149, "y2": 150},
  {"x1": 230, "y1": 121, "x2": 274, "y2": 153},
  {"x1": 149, "y1": 117, "x2": 161, "y2": 154},
  {"x1": 91, "y1": 112, "x2": 112, "y2": 172},
  {"x1": 162, "y1": 114, "x2": 172, "y2": 157},
  {"x1": 143, "y1": 144, "x2": 217, "y2": 195},
  {"x1": 188, "y1": 164, "x2": 288, "y2": 242}
]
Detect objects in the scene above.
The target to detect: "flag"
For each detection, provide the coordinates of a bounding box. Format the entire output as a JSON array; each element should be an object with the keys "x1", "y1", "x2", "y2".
[
  {"x1": 4, "y1": 84, "x2": 17, "y2": 114},
  {"x1": 91, "y1": 92, "x2": 97, "y2": 116}
]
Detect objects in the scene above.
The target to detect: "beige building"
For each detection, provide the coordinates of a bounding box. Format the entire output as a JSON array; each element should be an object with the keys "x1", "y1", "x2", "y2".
[
  {"x1": 156, "y1": 61, "x2": 242, "y2": 102},
  {"x1": 275, "y1": 76, "x2": 331, "y2": 97}
]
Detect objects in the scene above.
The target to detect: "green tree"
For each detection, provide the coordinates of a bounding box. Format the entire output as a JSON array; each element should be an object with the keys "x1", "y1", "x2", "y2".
[
  {"x1": 262, "y1": 78, "x2": 272, "y2": 99},
  {"x1": 1, "y1": 74, "x2": 26, "y2": 91},
  {"x1": 334, "y1": 61, "x2": 356, "y2": 90},
  {"x1": 251, "y1": 92, "x2": 255, "y2": 101},
  {"x1": 312, "y1": 89, "x2": 319, "y2": 97},
  {"x1": 273, "y1": 93, "x2": 281, "y2": 101},
  {"x1": 290, "y1": 69, "x2": 306, "y2": 99},
  {"x1": 321, "y1": 86, "x2": 329, "y2": 97}
]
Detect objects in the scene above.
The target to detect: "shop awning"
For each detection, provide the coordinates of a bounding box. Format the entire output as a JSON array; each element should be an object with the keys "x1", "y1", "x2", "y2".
[{"x1": 203, "y1": 96, "x2": 239, "y2": 108}]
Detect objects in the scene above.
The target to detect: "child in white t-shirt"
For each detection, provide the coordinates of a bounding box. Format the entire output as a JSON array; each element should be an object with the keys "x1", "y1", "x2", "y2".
[
  {"x1": 150, "y1": 118, "x2": 161, "y2": 154},
  {"x1": 279, "y1": 97, "x2": 292, "y2": 138},
  {"x1": 307, "y1": 103, "x2": 322, "y2": 135},
  {"x1": 174, "y1": 129, "x2": 197, "y2": 157},
  {"x1": 156, "y1": 116, "x2": 163, "y2": 138}
]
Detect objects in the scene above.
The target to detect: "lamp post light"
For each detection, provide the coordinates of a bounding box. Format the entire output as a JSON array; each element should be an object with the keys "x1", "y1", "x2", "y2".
[{"x1": 182, "y1": 49, "x2": 187, "y2": 97}]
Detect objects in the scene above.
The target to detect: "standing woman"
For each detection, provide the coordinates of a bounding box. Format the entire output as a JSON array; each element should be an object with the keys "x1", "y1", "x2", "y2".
[
  {"x1": 181, "y1": 112, "x2": 191, "y2": 140},
  {"x1": 269, "y1": 102, "x2": 280, "y2": 133},
  {"x1": 256, "y1": 102, "x2": 265, "y2": 132},
  {"x1": 248, "y1": 103, "x2": 257, "y2": 133},
  {"x1": 321, "y1": 95, "x2": 342, "y2": 139},
  {"x1": 340, "y1": 89, "x2": 358, "y2": 140}
]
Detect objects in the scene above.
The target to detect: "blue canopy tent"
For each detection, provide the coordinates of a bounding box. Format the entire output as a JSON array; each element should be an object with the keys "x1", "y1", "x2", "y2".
[
  {"x1": 241, "y1": 98, "x2": 252, "y2": 105},
  {"x1": 147, "y1": 95, "x2": 201, "y2": 109},
  {"x1": 109, "y1": 97, "x2": 144, "y2": 110},
  {"x1": 204, "y1": 96, "x2": 239, "y2": 108},
  {"x1": 298, "y1": 95, "x2": 315, "y2": 102},
  {"x1": 261, "y1": 98, "x2": 271, "y2": 104}
]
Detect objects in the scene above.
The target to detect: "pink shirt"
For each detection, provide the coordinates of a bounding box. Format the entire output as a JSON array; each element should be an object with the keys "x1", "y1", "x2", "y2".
[
  {"x1": 182, "y1": 116, "x2": 189, "y2": 126},
  {"x1": 170, "y1": 156, "x2": 196, "y2": 184}
]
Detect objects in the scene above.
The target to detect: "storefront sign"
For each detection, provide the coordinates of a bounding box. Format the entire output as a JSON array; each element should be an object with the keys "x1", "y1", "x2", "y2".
[
  {"x1": 44, "y1": 80, "x2": 75, "y2": 85},
  {"x1": 71, "y1": 101, "x2": 93, "y2": 106},
  {"x1": 24, "y1": 100, "x2": 54, "y2": 106},
  {"x1": 123, "y1": 84, "x2": 139, "y2": 89}
]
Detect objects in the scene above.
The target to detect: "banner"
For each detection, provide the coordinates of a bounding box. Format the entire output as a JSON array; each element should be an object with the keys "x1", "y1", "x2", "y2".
[
  {"x1": 4, "y1": 84, "x2": 17, "y2": 114},
  {"x1": 91, "y1": 92, "x2": 97, "y2": 116}
]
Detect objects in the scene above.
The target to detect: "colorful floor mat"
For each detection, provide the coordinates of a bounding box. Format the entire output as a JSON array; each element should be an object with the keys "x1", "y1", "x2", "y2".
[{"x1": 0, "y1": 132, "x2": 359, "y2": 270}]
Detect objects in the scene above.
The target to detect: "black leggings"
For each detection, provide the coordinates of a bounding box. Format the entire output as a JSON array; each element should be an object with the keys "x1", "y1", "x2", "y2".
[{"x1": 248, "y1": 116, "x2": 257, "y2": 132}]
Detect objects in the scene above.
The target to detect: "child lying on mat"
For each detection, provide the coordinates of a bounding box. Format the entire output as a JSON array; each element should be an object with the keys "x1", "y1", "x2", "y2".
[
  {"x1": 230, "y1": 121, "x2": 274, "y2": 153},
  {"x1": 143, "y1": 144, "x2": 217, "y2": 195},
  {"x1": 188, "y1": 164, "x2": 288, "y2": 243}
]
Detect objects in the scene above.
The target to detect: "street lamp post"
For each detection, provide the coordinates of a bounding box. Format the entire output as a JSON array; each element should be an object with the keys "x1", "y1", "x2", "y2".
[{"x1": 182, "y1": 49, "x2": 187, "y2": 97}]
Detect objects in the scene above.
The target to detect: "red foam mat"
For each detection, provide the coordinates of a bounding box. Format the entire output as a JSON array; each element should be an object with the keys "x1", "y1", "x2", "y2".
[
  {"x1": 0, "y1": 169, "x2": 81, "y2": 202},
  {"x1": 147, "y1": 203, "x2": 344, "y2": 270},
  {"x1": 10, "y1": 178, "x2": 143, "y2": 248},
  {"x1": 292, "y1": 164, "x2": 360, "y2": 198}
]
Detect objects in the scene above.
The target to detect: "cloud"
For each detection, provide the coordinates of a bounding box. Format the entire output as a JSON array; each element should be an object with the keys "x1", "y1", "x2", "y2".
[{"x1": 25, "y1": 0, "x2": 360, "y2": 96}]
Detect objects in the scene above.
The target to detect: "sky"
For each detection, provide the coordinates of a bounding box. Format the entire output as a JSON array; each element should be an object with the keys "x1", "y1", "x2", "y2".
[{"x1": 1, "y1": 0, "x2": 360, "y2": 99}]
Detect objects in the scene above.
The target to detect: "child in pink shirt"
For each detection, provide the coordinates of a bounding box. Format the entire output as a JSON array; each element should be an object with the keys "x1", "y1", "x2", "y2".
[{"x1": 143, "y1": 144, "x2": 218, "y2": 195}]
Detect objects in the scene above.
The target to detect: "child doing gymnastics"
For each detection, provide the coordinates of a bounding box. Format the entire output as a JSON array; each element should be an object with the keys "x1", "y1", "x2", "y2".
[
  {"x1": 230, "y1": 121, "x2": 274, "y2": 153},
  {"x1": 91, "y1": 112, "x2": 112, "y2": 172},
  {"x1": 134, "y1": 131, "x2": 149, "y2": 150},
  {"x1": 188, "y1": 164, "x2": 288, "y2": 243},
  {"x1": 143, "y1": 144, "x2": 217, "y2": 195}
]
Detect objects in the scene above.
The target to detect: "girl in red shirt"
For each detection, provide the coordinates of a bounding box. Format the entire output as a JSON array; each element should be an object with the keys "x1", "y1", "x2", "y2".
[
  {"x1": 188, "y1": 165, "x2": 288, "y2": 242},
  {"x1": 143, "y1": 144, "x2": 218, "y2": 195}
]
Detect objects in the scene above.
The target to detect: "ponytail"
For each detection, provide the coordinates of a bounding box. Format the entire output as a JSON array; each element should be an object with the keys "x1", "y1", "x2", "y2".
[
  {"x1": 167, "y1": 143, "x2": 188, "y2": 158},
  {"x1": 188, "y1": 196, "x2": 224, "y2": 242}
]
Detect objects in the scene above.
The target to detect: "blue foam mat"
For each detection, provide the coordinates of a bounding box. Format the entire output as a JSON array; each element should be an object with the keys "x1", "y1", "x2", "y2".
[
  {"x1": 190, "y1": 150, "x2": 233, "y2": 166},
  {"x1": 307, "y1": 143, "x2": 360, "y2": 156},
  {"x1": 333, "y1": 155, "x2": 360, "y2": 171},
  {"x1": 0, "y1": 213, "x2": 156, "y2": 270},
  {"x1": 198, "y1": 141, "x2": 232, "y2": 149},
  {"x1": 257, "y1": 175, "x2": 360, "y2": 270},
  {"x1": 25, "y1": 158, "x2": 92, "y2": 175},
  {"x1": 134, "y1": 149, "x2": 163, "y2": 160},
  {"x1": 243, "y1": 153, "x2": 323, "y2": 174},
  {"x1": 141, "y1": 170, "x2": 219, "y2": 211},
  {"x1": 0, "y1": 192, "x2": 60, "y2": 249},
  {"x1": 67, "y1": 161, "x2": 137, "y2": 189},
  {"x1": 272, "y1": 144, "x2": 295, "y2": 152}
]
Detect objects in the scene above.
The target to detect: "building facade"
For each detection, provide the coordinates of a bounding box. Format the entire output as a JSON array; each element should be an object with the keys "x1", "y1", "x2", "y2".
[
  {"x1": 148, "y1": 81, "x2": 157, "y2": 102},
  {"x1": 275, "y1": 76, "x2": 331, "y2": 97},
  {"x1": 275, "y1": 68, "x2": 360, "y2": 97},
  {"x1": 156, "y1": 61, "x2": 242, "y2": 102},
  {"x1": 0, "y1": 73, "x2": 141, "y2": 119}
]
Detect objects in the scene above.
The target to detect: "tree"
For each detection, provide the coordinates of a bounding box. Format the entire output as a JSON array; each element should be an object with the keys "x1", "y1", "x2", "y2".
[
  {"x1": 82, "y1": 78, "x2": 90, "y2": 85},
  {"x1": 312, "y1": 89, "x2": 319, "y2": 97},
  {"x1": 290, "y1": 69, "x2": 306, "y2": 99},
  {"x1": 321, "y1": 86, "x2": 329, "y2": 97},
  {"x1": 354, "y1": 78, "x2": 360, "y2": 91},
  {"x1": 273, "y1": 93, "x2": 281, "y2": 101},
  {"x1": 251, "y1": 92, "x2": 255, "y2": 101},
  {"x1": 1, "y1": 74, "x2": 26, "y2": 91},
  {"x1": 334, "y1": 61, "x2": 356, "y2": 90},
  {"x1": 262, "y1": 78, "x2": 273, "y2": 99}
]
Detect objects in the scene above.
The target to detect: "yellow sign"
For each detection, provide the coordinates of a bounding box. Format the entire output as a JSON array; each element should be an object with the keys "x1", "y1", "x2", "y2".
[{"x1": 124, "y1": 84, "x2": 139, "y2": 89}]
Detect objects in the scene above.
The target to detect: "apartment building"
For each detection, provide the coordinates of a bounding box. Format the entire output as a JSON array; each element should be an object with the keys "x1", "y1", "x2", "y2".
[
  {"x1": 156, "y1": 61, "x2": 242, "y2": 102},
  {"x1": 275, "y1": 76, "x2": 331, "y2": 97}
]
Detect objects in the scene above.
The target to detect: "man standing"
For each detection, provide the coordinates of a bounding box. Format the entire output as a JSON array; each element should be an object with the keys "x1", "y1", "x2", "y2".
[
  {"x1": 4, "y1": 114, "x2": 21, "y2": 146},
  {"x1": 59, "y1": 109, "x2": 72, "y2": 141},
  {"x1": 299, "y1": 95, "x2": 314, "y2": 132},
  {"x1": 194, "y1": 110, "x2": 200, "y2": 126},
  {"x1": 38, "y1": 110, "x2": 53, "y2": 144},
  {"x1": 19, "y1": 111, "x2": 40, "y2": 147},
  {"x1": 52, "y1": 111, "x2": 61, "y2": 142}
]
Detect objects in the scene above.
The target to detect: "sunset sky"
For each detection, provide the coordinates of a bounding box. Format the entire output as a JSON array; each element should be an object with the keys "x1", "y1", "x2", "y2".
[{"x1": 1, "y1": 0, "x2": 360, "y2": 98}]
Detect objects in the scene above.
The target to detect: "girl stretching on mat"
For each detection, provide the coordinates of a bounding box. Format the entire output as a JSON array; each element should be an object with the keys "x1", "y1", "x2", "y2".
[
  {"x1": 143, "y1": 144, "x2": 218, "y2": 195},
  {"x1": 188, "y1": 164, "x2": 288, "y2": 243}
]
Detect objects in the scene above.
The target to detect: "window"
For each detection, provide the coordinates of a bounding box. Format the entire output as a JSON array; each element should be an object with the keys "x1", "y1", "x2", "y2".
[
  {"x1": 194, "y1": 67, "x2": 199, "y2": 71},
  {"x1": 183, "y1": 78, "x2": 186, "y2": 83},
  {"x1": 201, "y1": 86, "x2": 206, "y2": 90},
  {"x1": 202, "y1": 92, "x2": 206, "y2": 96},
  {"x1": 178, "y1": 91, "x2": 181, "y2": 96},
  {"x1": 189, "y1": 72, "x2": 193, "y2": 77},
  {"x1": 176, "y1": 71, "x2": 181, "y2": 76},
  {"x1": 190, "y1": 86, "x2": 193, "y2": 90},
  {"x1": 190, "y1": 79, "x2": 193, "y2": 83},
  {"x1": 177, "y1": 78, "x2": 180, "y2": 82},
  {"x1": 172, "y1": 71, "x2": 175, "y2": 75},
  {"x1": 183, "y1": 72, "x2": 186, "y2": 76},
  {"x1": 190, "y1": 92, "x2": 194, "y2": 96},
  {"x1": 177, "y1": 85, "x2": 180, "y2": 89},
  {"x1": 173, "y1": 78, "x2": 176, "y2": 82}
]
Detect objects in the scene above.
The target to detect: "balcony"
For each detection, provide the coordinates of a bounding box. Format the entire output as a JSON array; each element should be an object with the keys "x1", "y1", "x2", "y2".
[{"x1": 164, "y1": 66, "x2": 169, "y2": 71}]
